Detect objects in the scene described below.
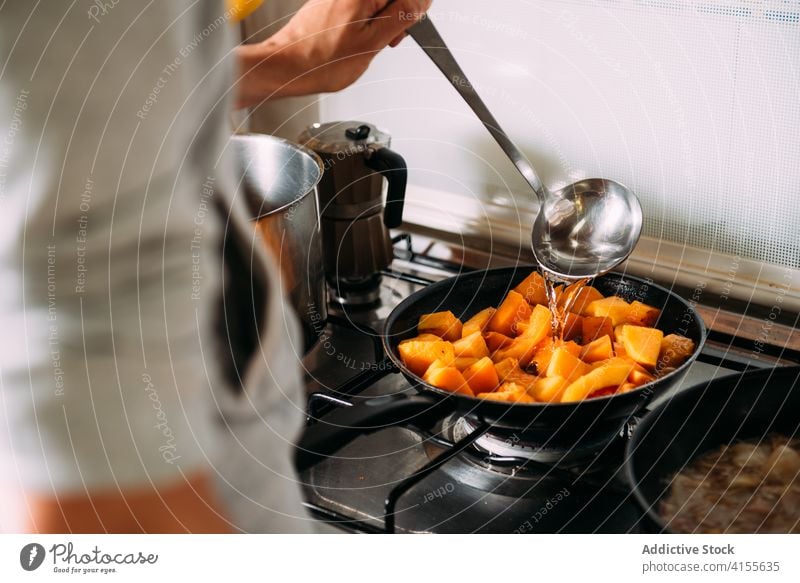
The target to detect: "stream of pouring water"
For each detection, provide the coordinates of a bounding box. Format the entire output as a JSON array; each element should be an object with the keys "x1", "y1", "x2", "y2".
[{"x1": 542, "y1": 271, "x2": 591, "y2": 341}]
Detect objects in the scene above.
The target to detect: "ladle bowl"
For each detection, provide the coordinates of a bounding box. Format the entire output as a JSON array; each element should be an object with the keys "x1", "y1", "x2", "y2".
[{"x1": 533, "y1": 178, "x2": 642, "y2": 280}]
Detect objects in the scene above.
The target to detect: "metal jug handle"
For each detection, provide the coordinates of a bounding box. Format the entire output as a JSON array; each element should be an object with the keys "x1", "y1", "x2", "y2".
[{"x1": 365, "y1": 146, "x2": 407, "y2": 229}]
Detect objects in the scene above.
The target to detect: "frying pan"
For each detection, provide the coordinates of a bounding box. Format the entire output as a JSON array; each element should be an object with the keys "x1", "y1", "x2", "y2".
[
  {"x1": 626, "y1": 366, "x2": 800, "y2": 533},
  {"x1": 296, "y1": 266, "x2": 706, "y2": 471}
]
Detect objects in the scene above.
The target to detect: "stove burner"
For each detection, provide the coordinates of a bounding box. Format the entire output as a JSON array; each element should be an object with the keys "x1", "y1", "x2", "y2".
[
  {"x1": 329, "y1": 273, "x2": 383, "y2": 306},
  {"x1": 449, "y1": 415, "x2": 631, "y2": 470}
]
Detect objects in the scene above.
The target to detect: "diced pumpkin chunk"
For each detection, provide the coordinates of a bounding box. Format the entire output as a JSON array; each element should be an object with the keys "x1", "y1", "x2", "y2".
[
  {"x1": 532, "y1": 340, "x2": 581, "y2": 374},
  {"x1": 657, "y1": 334, "x2": 696, "y2": 371},
  {"x1": 398, "y1": 340, "x2": 455, "y2": 377},
  {"x1": 487, "y1": 290, "x2": 532, "y2": 336},
  {"x1": 494, "y1": 357, "x2": 521, "y2": 382},
  {"x1": 561, "y1": 358, "x2": 635, "y2": 402},
  {"x1": 561, "y1": 341, "x2": 582, "y2": 357},
  {"x1": 491, "y1": 358, "x2": 537, "y2": 388},
  {"x1": 619, "y1": 325, "x2": 664, "y2": 368},
  {"x1": 582, "y1": 316, "x2": 614, "y2": 343},
  {"x1": 453, "y1": 331, "x2": 490, "y2": 359},
  {"x1": 530, "y1": 340, "x2": 556, "y2": 376},
  {"x1": 484, "y1": 332, "x2": 515, "y2": 352},
  {"x1": 493, "y1": 335, "x2": 543, "y2": 367},
  {"x1": 517, "y1": 304, "x2": 553, "y2": 344},
  {"x1": 418, "y1": 310, "x2": 463, "y2": 341},
  {"x1": 628, "y1": 363, "x2": 656, "y2": 386},
  {"x1": 561, "y1": 312, "x2": 583, "y2": 341},
  {"x1": 463, "y1": 357, "x2": 500, "y2": 394},
  {"x1": 588, "y1": 386, "x2": 618, "y2": 399},
  {"x1": 580, "y1": 335, "x2": 614, "y2": 363},
  {"x1": 586, "y1": 296, "x2": 631, "y2": 326},
  {"x1": 513, "y1": 271, "x2": 548, "y2": 305},
  {"x1": 412, "y1": 333, "x2": 446, "y2": 342},
  {"x1": 477, "y1": 382, "x2": 535, "y2": 403},
  {"x1": 532, "y1": 376, "x2": 569, "y2": 402},
  {"x1": 559, "y1": 284, "x2": 605, "y2": 315},
  {"x1": 423, "y1": 361, "x2": 473, "y2": 396},
  {"x1": 461, "y1": 307, "x2": 497, "y2": 337},
  {"x1": 546, "y1": 346, "x2": 590, "y2": 382},
  {"x1": 454, "y1": 357, "x2": 479, "y2": 371},
  {"x1": 625, "y1": 301, "x2": 661, "y2": 327}
]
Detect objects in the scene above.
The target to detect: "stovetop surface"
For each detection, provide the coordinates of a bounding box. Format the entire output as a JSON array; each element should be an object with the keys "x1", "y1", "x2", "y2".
[{"x1": 297, "y1": 234, "x2": 794, "y2": 534}]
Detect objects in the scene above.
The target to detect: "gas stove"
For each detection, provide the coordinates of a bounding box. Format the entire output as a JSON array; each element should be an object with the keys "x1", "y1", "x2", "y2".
[{"x1": 297, "y1": 231, "x2": 800, "y2": 534}]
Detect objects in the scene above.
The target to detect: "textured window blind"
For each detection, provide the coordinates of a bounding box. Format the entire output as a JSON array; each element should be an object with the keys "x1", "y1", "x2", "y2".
[{"x1": 319, "y1": 0, "x2": 800, "y2": 268}]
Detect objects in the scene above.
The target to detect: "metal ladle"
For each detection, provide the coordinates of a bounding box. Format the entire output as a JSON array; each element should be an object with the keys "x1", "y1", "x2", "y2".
[{"x1": 408, "y1": 16, "x2": 643, "y2": 281}]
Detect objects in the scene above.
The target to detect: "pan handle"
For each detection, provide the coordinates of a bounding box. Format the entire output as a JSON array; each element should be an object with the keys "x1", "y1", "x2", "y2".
[{"x1": 294, "y1": 393, "x2": 451, "y2": 473}]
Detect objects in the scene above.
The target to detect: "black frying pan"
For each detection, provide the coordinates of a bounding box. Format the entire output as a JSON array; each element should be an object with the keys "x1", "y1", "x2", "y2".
[
  {"x1": 626, "y1": 366, "x2": 800, "y2": 533},
  {"x1": 296, "y1": 266, "x2": 706, "y2": 471}
]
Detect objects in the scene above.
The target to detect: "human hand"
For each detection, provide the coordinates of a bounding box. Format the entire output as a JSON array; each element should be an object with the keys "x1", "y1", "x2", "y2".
[{"x1": 236, "y1": 0, "x2": 432, "y2": 107}]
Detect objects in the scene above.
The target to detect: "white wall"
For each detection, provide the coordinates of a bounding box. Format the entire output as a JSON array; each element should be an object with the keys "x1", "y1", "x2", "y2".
[{"x1": 318, "y1": 0, "x2": 800, "y2": 268}]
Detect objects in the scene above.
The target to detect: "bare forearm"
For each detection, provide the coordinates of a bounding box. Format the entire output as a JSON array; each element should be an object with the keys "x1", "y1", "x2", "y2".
[
  {"x1": 234, "y1": 0, "x2": 432, "y2": 109},
  {"x1": 236, "y1": 38, "x2": 313, "y2": 109}
]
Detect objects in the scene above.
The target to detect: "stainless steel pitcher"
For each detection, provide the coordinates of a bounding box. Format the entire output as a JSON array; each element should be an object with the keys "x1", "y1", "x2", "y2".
[{"x1": 232, "y1": 134, "x2": 326, "y2": 353}]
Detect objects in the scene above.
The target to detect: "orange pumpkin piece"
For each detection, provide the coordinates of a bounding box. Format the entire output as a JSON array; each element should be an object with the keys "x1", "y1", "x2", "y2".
[
  {"x1": 619, "y1": 325, "x2": 664, "y2": 368},
  {"x1": 513, "y1": 271, "x2": 549, "y2": 306},
  {"x1": 398, "y1": 340, "x2": 455, "y2": 377},
  {"x1": 418, "y1": 310, "x2": 463, "y2": 341},
  {"x1": 491, "y1": 357, "x2": 537, "y2": 387},
  {"x1": 478, "y1": 382, "x2": 535, "y2": 403},
  {"x1": 585, "y1": 296, "x2": 631, "y2": 326},
  {"x1": 588, "y1": 386, "x2": 618, "y2": 399},
  {"x1": 562, "y1": 312, "x2": 584, "y2": 341},
  {"x1": 530, "y1": 340, "x2": 580, "y2": 375},
  {"x1": 412, "y1": 333, "x2": 447, "y2": 342},
  {"x1": 625, "y1": 301, "x2": 661, "y2": 327},
  {"x1": 628, "y1": 363, "x2": 656, "y2": 386},
  {"x1": 560, "y1": 358, "x2": 635, "y2": 402},
  {"x1": 546, "y1": 346, "x2": 590, "y2": 382},
  {"x1": 494, "y1": 357, "x2": 521, "y2": 382},
  {"x1": 461, "y1": 307, "x2": 497, "y2": 338},
  {"x1": 463, "y1": 357, "x2": 500, "y2": 394},
  {"x1": 453, "y1": 331, "x2": 490, "y2": 359},
  {"x1": 423, "y1": 361, "x2": 474, "y2": 396},
  {"x1": 454, "y1": 357, "x2": 479, "y2": 371},
  {"x1": 657, "y1": 334, "x2": 696, "y2": 371},
  {"x1": 487, "y1": 290, "x2": 532, "y2": 336},
  {"x1": 580, "y1": 335, "x2": 614, "y2": 363},
  {"x1": 517, "y1": 304, "x2": 553, "y2": 344},
  {"x1": 530, "y1": 341, "x2": 556, "y2": 375},
  {"x1": 484, "y1": 331, "x2": 515, "y2": 352},
  {"x1": 532, "y1": 376, "x2": 569, "y2": 402},
  {"x1": 562, "y1": 341, "x2": 582, "y2": 357},
  {"x1": 559, "y1": 283, "x2": 605, "y2": 315},
  {"x1": 493, "y1": 336, "x2": 545, "y2": 367},
  {"x1": 582, "y1": 316, "x2": 614, "y2": 343}
]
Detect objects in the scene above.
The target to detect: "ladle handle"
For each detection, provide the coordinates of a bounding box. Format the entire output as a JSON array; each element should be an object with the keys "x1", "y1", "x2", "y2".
[{"x1": 408, "y1": 16, "x2": 546, "y2": 202}]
